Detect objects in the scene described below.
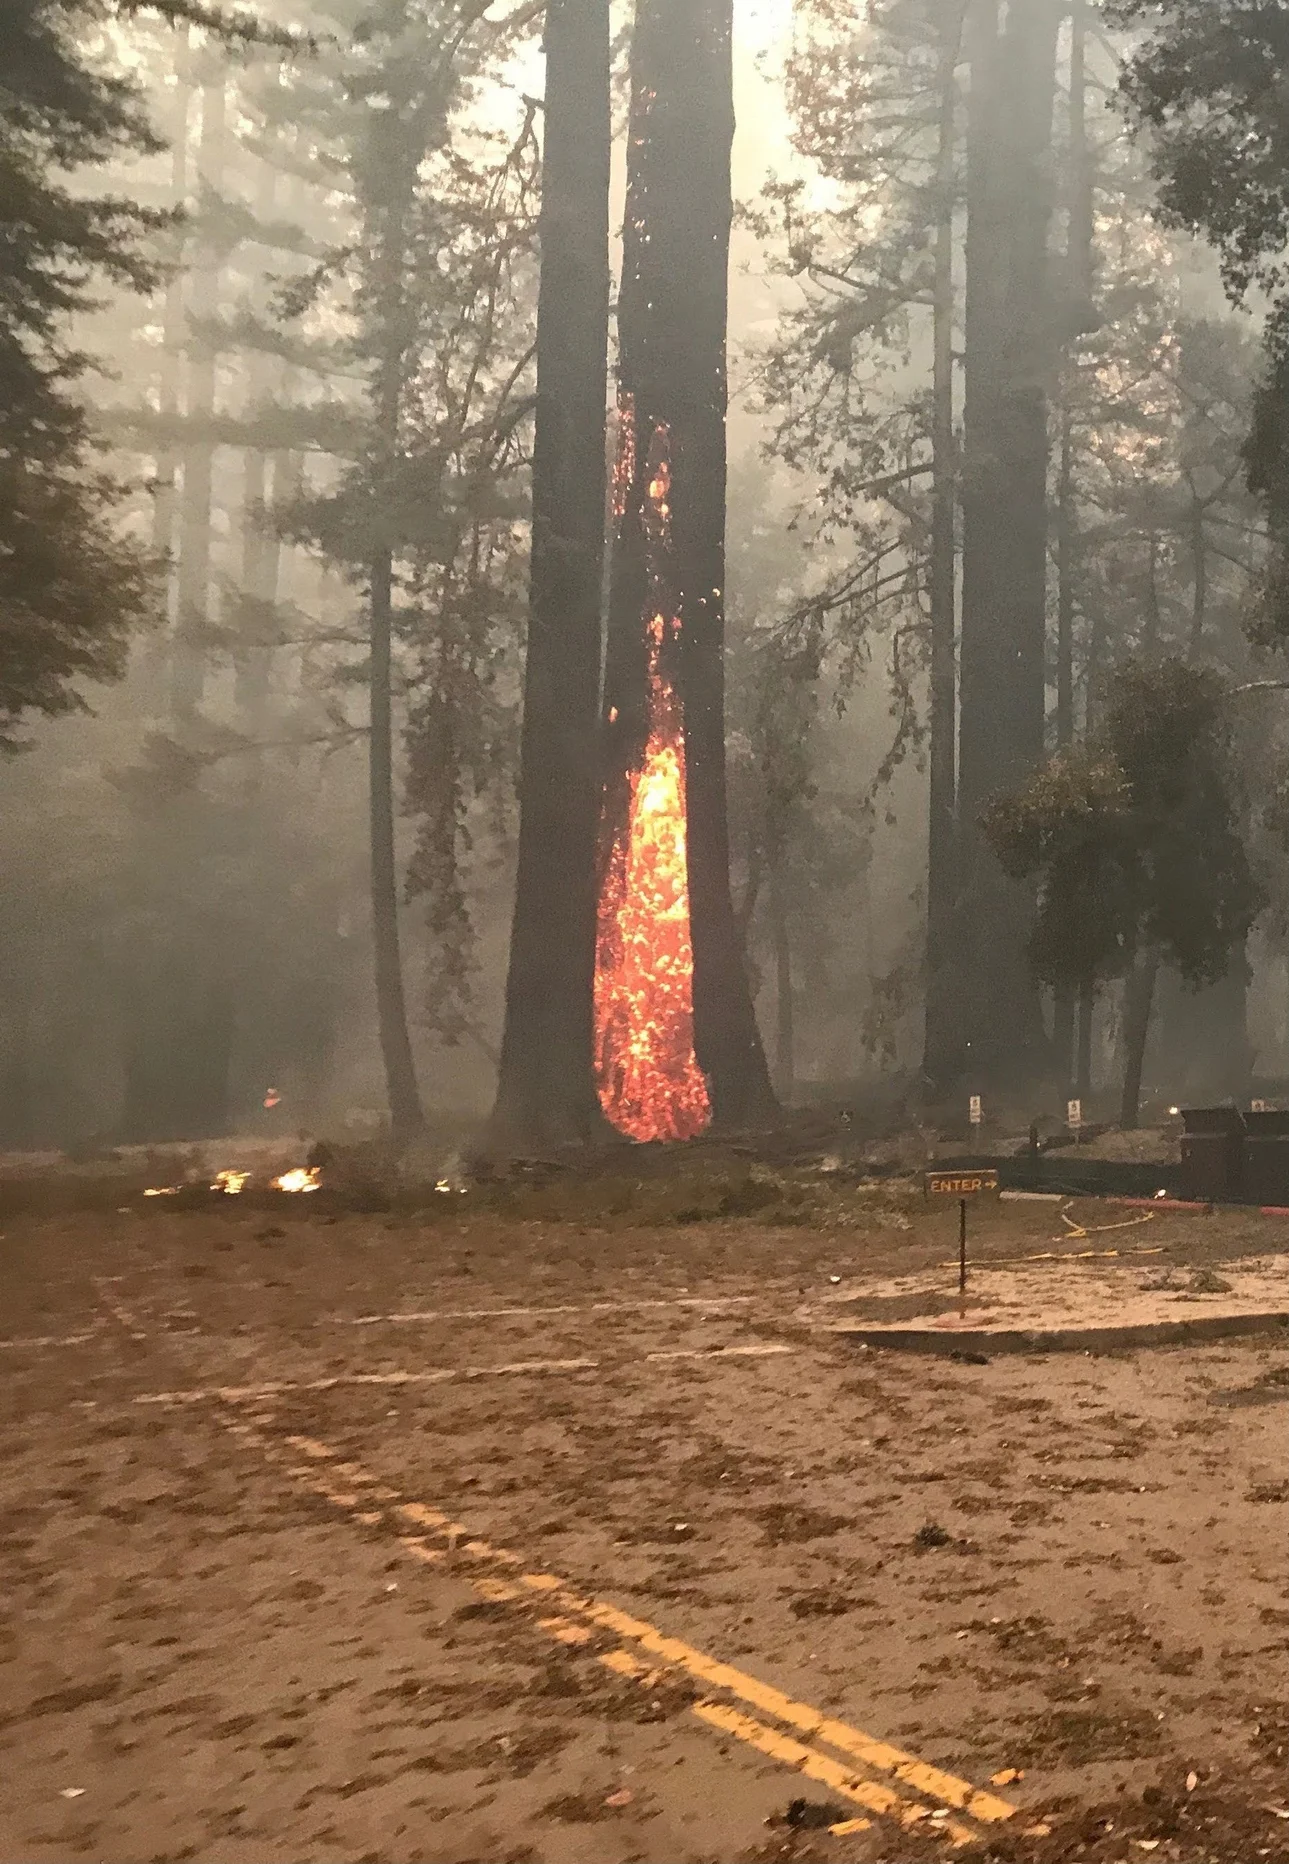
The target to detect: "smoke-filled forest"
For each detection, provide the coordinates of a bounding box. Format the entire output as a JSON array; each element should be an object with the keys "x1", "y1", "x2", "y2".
[
  {"x1": 17, "y1": 8, "x2": 1289, "y2": 1858},
  {"x1": 6, "y1": 0, "x2": 1289, "y2": 1156}
]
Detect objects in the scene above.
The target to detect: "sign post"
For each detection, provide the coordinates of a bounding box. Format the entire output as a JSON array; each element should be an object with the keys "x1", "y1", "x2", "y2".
[
  {"x1": 959, "y1": 1196, "x2": 968, "y2": 1300},
  {"x1": 925, "y1": 1168, "x2": 1000, "y2": 1314}
]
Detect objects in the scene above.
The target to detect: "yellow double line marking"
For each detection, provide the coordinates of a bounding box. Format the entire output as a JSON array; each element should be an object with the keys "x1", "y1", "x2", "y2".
[{"x1": 227, "y1": 1419, "x2": 1030, "y2": 1847}]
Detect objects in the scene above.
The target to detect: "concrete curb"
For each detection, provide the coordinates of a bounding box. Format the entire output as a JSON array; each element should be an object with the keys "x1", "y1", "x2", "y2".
[
  {"x1": 829, "y1": 1310, "x2": 1289, "y2": 1357},
  {"x1": 1113, "y1": 1196, "x2": 1289, "y2": 1216}
]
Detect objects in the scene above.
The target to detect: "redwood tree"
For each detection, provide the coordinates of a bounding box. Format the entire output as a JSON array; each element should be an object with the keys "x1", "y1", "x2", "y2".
[
  {"x1": 955, "y1": 0, "x2": 1061, "y2": 1091},
  {"x1": 489, "y1": 0, "x2": 612, "y2": 1148},
  {"x1": 604, "y1": 0, "x2": 777, "y2": 1129}
]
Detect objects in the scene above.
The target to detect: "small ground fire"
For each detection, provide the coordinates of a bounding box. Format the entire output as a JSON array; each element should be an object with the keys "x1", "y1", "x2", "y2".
[{"x1": 594, "y1": 417, "x2": 710, "y2": 1144}]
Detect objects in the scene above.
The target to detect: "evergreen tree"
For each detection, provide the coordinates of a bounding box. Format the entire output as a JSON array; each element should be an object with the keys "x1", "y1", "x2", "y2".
[
  {"x1": 956, "y1": 0, "x2": 1062, "y2": 1093},
  {"x1": 1118, "y1": 0, "x2": 1289, "y2": 647},
  {"x1": 267, "y1": 0, "x2": 538, "y2": 1137},
  {"x1": 604, "y1": 0, "x2": 777, "y2": 1129},
  {"x1": 489, "y1": 0, "x2": 612, "y2": 1150},
  {"x1": 762, "y1": 0, "x2": 966, "y2": 1093},
  {"x1": 0, "y1": 0, "x2": 300, "y2": 748},
  {"x1": 0, "y1": 0, "x2": 166, "y2": 743},
  {"x1": 983, "y1": 657, "x2": 1261, "y2": 1125}
]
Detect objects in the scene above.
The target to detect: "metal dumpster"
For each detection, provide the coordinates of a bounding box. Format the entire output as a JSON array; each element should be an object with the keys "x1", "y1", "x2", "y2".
[
  {"x1": 1243, "y1": 1109, "x2": 1289, "y2": 1207},
  {"x1": 1180, "y1": 1107, "x2": 1246, "y2": 1203}
]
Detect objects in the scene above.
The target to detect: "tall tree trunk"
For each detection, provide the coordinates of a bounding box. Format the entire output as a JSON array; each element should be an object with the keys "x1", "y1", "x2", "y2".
[
  {"x1": 369, "y1": 543, "x2": 424, "y2": 1136},
  {"x1": 605, "y1": 0, "x2": 776, "y2": 1129},
  {"x1": 236, "y1": 145, "x2": 281, "y2": 732},
  {"x1": 1056, "y1": 0, "x2": 1093, "y2": 760},
  {"x1": 1067, "y1": 0, "x2": 1095, "y2": 310},
  {"x1": 957, "y1": 0, "x2": 1061, "y2": 1090},
  {"x1": 1120, "y1": 948, "x2": 1160, "y2": 1129},
  {"x1": 770, "y1": 864, "x2": 794, "y2": 1103},
  {"x1": 1188, "y1": 501, "x2": 1208, "y2": 660},
  {"x1": 170, "y1": 73, "x2": 225, "y2": 724},
  {"x1": 490, "y1": 0, "x2": 611, "y2": 1150},
  {"x1": 365, "y1": 154, "x2": 424, "y2": 1137},
  {"x1": 1053, "y1": 410, "x2": 1076, "y2": 1088},
  {"x1": 1083, "y1": 583, "x2": 1108, "y2": 733},
  {"x1": 1056, "y1": 413, "x2": 1076, "y2": 754},
  {"x1": 1143, "y1": 528, "x2": 1162, "y2": 653},
  {"x1": 923, "y1": 3, "x2": 965, "y2": 1096},
  {"x1": 149, "y1": 27, "x2": 191, "y2": 695}
]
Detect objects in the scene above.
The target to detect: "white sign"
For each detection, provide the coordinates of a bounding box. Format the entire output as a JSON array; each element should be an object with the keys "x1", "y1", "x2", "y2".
[
  {"x1": 969, "y1": 1095, "x2": 982, "y2": 1127},
  {"x1": 1067, "y1": 1098, "x2": 1082, "y2": 1131},
  {"x1": 1252, "y1": 1099, "x2": 1269, "y2": 1113}
]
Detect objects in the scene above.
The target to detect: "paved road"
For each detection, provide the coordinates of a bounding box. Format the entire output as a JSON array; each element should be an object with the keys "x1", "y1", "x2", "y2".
[{"x1": 3, "y1": 1198, "x2": 1289, "y2": 1861}]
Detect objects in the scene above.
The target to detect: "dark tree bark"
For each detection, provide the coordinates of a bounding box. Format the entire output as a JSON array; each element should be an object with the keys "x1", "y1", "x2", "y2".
[
  {"x1": 769, "y1": 866, "x2": 794, "y2": 1104},
  {"x1": 364, "y1": 140, "x2": 425, "y2": 1138},
  {"x1": 170, "y1": 73, "x2": 225, "y2": 724},
  {"x1": 1054, "y1": 1, "x2": 1094, "y2": 1091},
  {"x1": 604, "y1": 0, "x2": 777, "y2": 1129},
  {"x1": 1055, "y1": 416, "x2": 1077, "y2": 755},
  {"x1": 923, "y1": 3, "x2": 965, "y2": 1095},
  {"x1": 489, "y1": 0, "x2": 612, "y2": 1150},
  {"x1": 1143, "y1": 528, "x2": 1163, "y2": 653},
  {"x1": 1053, "y1": 404, "x2": 1076, "y2": 1091},
  {"x1": 956, "y1": 0, "x2": 1061, "y2": 1090},
  {"x1": 369, "y1": 539, "x2": 424, "y2": 1137}
]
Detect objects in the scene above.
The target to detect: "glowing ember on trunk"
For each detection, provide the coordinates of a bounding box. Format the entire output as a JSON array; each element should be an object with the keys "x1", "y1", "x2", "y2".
[
  {"x1": 594, "y1": 416, "x2": 710, "y2": 1144},
  {"x1": 594, "y1": 645, "x2": 709, "y2": 1141}
]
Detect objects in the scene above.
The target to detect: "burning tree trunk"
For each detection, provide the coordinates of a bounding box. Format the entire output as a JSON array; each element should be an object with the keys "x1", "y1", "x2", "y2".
[
  {"x1": 489, "y1": 0, "x2": 611, "y2": 1150},
  {"x1": 598, "y1": 0, "x2": 777, "y2": 1137},
  {"x1": 956, "y1": 0, "x2": 1060, "y2": 1090}
]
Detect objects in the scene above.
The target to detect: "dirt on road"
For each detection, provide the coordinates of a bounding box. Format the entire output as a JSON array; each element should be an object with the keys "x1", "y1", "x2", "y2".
[{"x1": 3, "y1": 1181, "x2": 1289, "y2": 1863}]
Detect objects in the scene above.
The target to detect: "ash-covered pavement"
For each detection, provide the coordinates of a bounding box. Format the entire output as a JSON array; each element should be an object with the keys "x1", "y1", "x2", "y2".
[{"x1": 4, "y1": 1191, "x2": 1289, "y2": 1863}]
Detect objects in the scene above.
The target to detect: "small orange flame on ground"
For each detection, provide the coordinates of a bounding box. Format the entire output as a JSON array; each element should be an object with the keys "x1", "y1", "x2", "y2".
[{"x1": 271, "y1": 1166, "x2": 321, "y2": 1193}]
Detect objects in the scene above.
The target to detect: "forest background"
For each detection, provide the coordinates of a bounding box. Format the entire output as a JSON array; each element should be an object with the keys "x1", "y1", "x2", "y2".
[{"x1": 4, "y1": 0, "x2": 1284, "y2": 1151}]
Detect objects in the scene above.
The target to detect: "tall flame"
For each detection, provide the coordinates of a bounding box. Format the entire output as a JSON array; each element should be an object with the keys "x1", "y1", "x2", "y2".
[{"x1": 594, "y1": 418, "x2": 710, "y2": 1143}]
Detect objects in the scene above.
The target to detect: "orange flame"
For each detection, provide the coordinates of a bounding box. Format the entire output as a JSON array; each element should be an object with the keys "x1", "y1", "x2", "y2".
[{"x1": 594, "y1": 416, "x2": 710, "y2": 1144}]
